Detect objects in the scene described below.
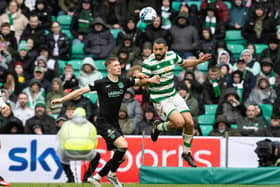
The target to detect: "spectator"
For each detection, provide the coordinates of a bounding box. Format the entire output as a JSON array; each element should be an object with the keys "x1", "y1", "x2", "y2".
[
  {"x1": 202, "y1": 64, "x2": 227, "y2": 104},
  {"x1": 216, "y1": 40, "x2": 235, "y2": 64},
  {"x1": 258, "y1": 114, "x2": 280, "y2": 137},
  {"x1": 31, "y1": 0, "x2": 52, "y2": 30},
  {"x1": 117, "y1": 17, "x2": 142, "y2": 47},
  {"x1": 15, "y1": 40, "x2": 33, "y2": 78},
  {"x1": 246, "y1": 76, "x2": 277, "y2": 105},
  {"x1": 258, "y1": 57, "x2": 280, "y2": 89},
  {"x1": 31, "y1": 66, "x2": 51, "y2": 94},
  {"x1": 273, "y1": 84, "x2": 280, "y2": 116},
  {"x1": 121, "y1": 88, "x2": 143, "y2": 125},
  {"x1": 247, "y1": 43, "x2": 259, "y2": 62},
  {"x1": 22, "y1": 78, "x2": 46, "y2": 109},
  {"x1": 242, "y1": 4, "x2": 276, "y2": 44},
  {"x1": 46, "y1": 21, "x2": 70, "y2": 60},
  {"x1": 200, "y1": 0, "x2": 230, "y2": 24},
  {"x1": 58, "y1": 0, "x2": 80, "y2": 16},
  {"x1": 0, "y1": 39, "x2": 12, "y2": 70},
  {"x1": 13, "y1": 92, "x2": 34, "y2": 126},
  {"x1": 79, "y1": 57, "x2": 103, "y2": 88},
  {"x1": 135, "y1": 105, "x2": 155, "y2": 135},
  {"x1": 160, "y1": 0, "x2": 173, "y2": 30},
  {"x1": 70, "y1": 0, "x2": 95, "y2": 44},
  {"x1": 118, "y1": 104, "x2": 135, "y2": 135},
  {"x1": 237, "y1": 104, "x2": 266, "y2": 136},
  {"x1": 217, "y1": 50, "x2": 233, "y2": 73},
  {"x1": 259, "y1": 36, "x2": 280, "y2": 74},
  {"x1": 0, "y1": 0, "x2": 28, "y2": 43},
  {"x1": 133, "y1": 41, "x2": 153, "y2": 64},
  {"x1": 235, "y1": 49, "x2": 261, "y2": 76},
  {"x1": 0, "y1": 103, "x2": 24, "y2": 134},
  {"x1": 2, "y1": 71, "x2": 22, "y2": 102},
  {"x1": 20, "y1": 14, "x2": 46, "y2": 48},
  {"x1": 143, "y1": 16, "x2": 172, "y2": 47},
  {"x1": 216, "y1": 88, "x2": 246, "y2": 124},
  {"x1": 230, "y1": 58, "x2": 256, "y2": 101},
  {"x1": 229, "y1": 0, "x2": 249, "y2": 30},
  {"x1": 84, "y1": 17, "x2": 115, "y2": 60},
  {"x1": 103, "y1": 0, "x2": 123, "y2": 29},
  {"x1": 201, "y1": 3, "x2": 226, "y2": 41},
  {"x1": 14, "y1": 61, "x2": 28, "y2": 88},
  {"x1": 46, "y1": 78, "x2": 66, "y2": 115},
  {"x1": 1, "y1": 89, "x2": 16, "y2": 110},
  {"x1": 227, "y1": 70, "x2": 248, "y2": 102},
  {"x1": 60, "y1": 64, "x2": 79, "y2": 91},
  {"x1": 208, "y1": 114, "x2": 240, "y2": 136},
  {"x1": 0, "y1": 22, "x2": 17, "y2": 50},
  {"x1": 25, "y1": 102, "x2": 57, "y2": 134},
  {"x1": 16, "y1": 0, "x2": 30, "y2": 18},
  {"x1": 170, "y1": 12, "x2": 199, "y2": 58},
  {"x1": 197, "y1": 26, "x2": 217, "y2": 58},
  {"x1": 25, "y1": 37, "x2": 38, "y2": 62}
]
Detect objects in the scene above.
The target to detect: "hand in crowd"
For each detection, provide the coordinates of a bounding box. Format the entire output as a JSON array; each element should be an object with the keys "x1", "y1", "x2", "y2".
[
  {"x1": 51, "y1": 98, "x2": 63, "y2": 106},
  {"x1": 199, "y1": 53, "x2": 211, "y2": 63}
]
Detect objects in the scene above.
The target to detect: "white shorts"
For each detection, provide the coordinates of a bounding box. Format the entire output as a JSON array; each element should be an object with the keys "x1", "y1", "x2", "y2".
[{"x1": 153, "y1": 93, "x2": 190, "y2": 121}]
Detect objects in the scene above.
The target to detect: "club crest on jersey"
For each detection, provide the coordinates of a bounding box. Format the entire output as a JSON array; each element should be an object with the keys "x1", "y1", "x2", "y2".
[
  {"x1": 118, "y1": 82, "x2": 124, "y2": 88},
  {"x1": 164, "y1": 66, "x2": 170, "y2": 72}
]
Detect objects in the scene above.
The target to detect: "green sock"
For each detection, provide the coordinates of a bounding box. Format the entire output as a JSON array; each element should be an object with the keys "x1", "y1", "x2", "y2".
[
  {"x1": 182, "y1": 133, "x2": 193, "y2": 153},
  {"x1": 157, "y1": 122, "x2": 169, "y2": 132}
]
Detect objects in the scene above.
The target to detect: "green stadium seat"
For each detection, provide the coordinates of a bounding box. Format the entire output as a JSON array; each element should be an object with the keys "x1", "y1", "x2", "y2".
[
  {"x1": 71, "y1": 43, "x2": 85, "y2": 59},
  {"x1": 225, "y1": 30, "x2": 246, "y2": 45},
  {"x1": 58, "y1": 60, "x2": 67, "y2": 74},
  {"x1": 255, "y1": 44, "x2": 268, "y2": 55},
  {"x1": 227, "y1": 43, "x2": 244, "y2": 60},
  {"x1": 83, "y1": 92, "x2": 98, "y2": 104},
  {"x1": 231, "y1": 124, "x2": 238, "y2": 129},
  {"x1": 198, "y1": 114, "x2": 215, "y2": 126},
  {"x1": 94, "y1": 59, "x2": 106, "y2": 71},
  {"x1": 224, "y1": 1, "x2": 232, "y2": 9},
  {"x1": 50, "y1": 114, "x2": 58, "y2": 119},
  {"x1": 200, "y1": 125, "x2": 213, "y2": 136},
  {"x1": 61, "y1": 29, "x2": 73, "y2": 41},
  {"x1": 73, "y1": 69, "x2": 80, "y2": 77},
  {"x1": 110, "y1": 29, "x2": 121, "y2": 40},
  {"x1": 260, "y1": 104, "x2": 273, "y2": 121},
  {"x1": 57, "y1": 15, "x2": 72, "y2": 30},
  {"x1": 187, "y1": 1, "x2": 201, "y2": 10},
  {"x1": 204, "y1": 104, "x2": 218, "y2": 115},
  {"x1": 172, "y1": 1, "x2": 181, "y2": 11},
  {"x1": 68, "y1": 59, "x2": 83, "y2": 71},
  {"x1": 197, "y1": 61, "x2": 209, "y2": 74}
]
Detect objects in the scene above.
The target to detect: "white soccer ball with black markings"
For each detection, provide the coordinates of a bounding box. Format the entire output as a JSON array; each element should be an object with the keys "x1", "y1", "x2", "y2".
[{"x1": 139, "y1": 7, "x2": 157, "y2": 24}]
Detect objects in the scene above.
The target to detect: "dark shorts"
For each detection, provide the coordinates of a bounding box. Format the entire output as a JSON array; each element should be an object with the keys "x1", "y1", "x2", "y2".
[{"x1": 95, "y1": 120, "x2": 123, "y2": 151}]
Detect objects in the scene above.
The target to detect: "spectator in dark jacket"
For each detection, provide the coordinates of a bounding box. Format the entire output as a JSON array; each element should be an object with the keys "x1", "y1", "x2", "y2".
[
  {"x1": 30, "y1": 66, "x2": 51, "y2": 94},
  {"x1": 216, "y1": 87, "x2": 246, "y2": 124},
  {"x1": 17, "y1": 0, "x2": 31, "y2": 18},
  {"x1": 60, "y1": 64, "x2": 79, "y2": 91},
  {"x1": 208, "y1": 114, "x2": 240, "y2": 136},
  {"x1": 258, "y1": 57, "x2": 280, "y2": 89},
  {"x1": 200, "y1": 0, "x2": 230, "y2": 24},
  {"x1": 46, "y1": 21, "x2": 70, "y2": 60},
  {"x1": 0, "y1": 22, "x2": 17, "y2": 50},
  {"x1": 242, "y1": 4, "x2": 276, "y2": 44},
  {"x1": 31, "y1": 0, "x2": 52, "y2": 30},
  {"x1": 135, "y1": 105, "x2": 155, "y2": 135},
  {"x1": 258, "y1": 114, "x2": 280, "y2": 137},
  {"x1": 20, "y1": 14, "x2": 46, "y2": 48},
  {"x1": 170, "y1": 12, "x2": 199, "y2": 58},
  {"x1": 143, "y1": 16, "x2": 172, "y2": 47},
  {"x1": 202, "y1": 64, "x2": 227, "y2": 104},
  {"x1": 84, "y1": 17, "x2": 115, "y2": 60},
  {"x1": 273, "y1": 84, "x2": 280, "y2": 116},
  {"x1": 229, "y1": 0, "x2": 249, "y2": 30},
  {"x1": 25, "y1": 102, "x2": 57, "y2": 134},
  {"x1": 0, "y1": 103, "x2": 24, "y2": 134},
  {"x1": 201, "y1": 3, "x2": 226, "y2": 41},
  {"x1": 197, "y1": 26, "x2": 217, "y2": 57}
]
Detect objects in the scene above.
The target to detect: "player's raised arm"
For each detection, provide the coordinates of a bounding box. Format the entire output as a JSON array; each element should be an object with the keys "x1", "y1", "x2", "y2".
[
  {"x1": 135, "y1": 75, "x2": 160, "y2": 86},
  {"x1": 51, "y1": 86, "x2": 90, "y2": 105},
  {"x1": 180, "y1": 53, "x2": 211, "y2": 68}
]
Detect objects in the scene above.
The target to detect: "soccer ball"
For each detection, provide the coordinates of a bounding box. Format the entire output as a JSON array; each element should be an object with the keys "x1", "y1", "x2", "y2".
[{"x1": 139, "y1": 7, "x2": 157, "y2": 24}]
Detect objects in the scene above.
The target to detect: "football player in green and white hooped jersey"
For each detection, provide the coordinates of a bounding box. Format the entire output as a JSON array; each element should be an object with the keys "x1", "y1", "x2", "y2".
[{"x1": 141, "y1": 38, "x2": 211, "y2": 167}]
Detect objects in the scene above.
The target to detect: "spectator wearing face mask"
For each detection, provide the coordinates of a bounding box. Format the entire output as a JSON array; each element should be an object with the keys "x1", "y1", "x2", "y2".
[{"x1": 208, "y1": 114, "x2": 240, "y2": 136}]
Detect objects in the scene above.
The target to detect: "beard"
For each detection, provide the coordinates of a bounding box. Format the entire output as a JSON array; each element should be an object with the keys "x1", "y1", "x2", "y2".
[{"x1": 155, "y1": 53, "x2": 165, "y2": 61}]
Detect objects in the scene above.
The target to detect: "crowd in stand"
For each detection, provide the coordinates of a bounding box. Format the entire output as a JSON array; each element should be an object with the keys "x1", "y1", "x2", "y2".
[{"x1": 0, "y1": 0, "x2": 279, "y2": 137}]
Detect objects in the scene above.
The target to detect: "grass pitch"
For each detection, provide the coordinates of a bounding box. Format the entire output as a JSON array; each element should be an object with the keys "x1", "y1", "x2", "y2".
[{"x1": 10, "y1": 184, "x2": 280, "y2": 187}]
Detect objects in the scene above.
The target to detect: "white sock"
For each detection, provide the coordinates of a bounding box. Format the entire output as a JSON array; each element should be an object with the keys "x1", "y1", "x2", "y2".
[
  {"x1": 156, "y1": 121, "x2": 169, "y2": 131},
  {"x1": 94, "y1": 173, "x2": 101, "y2": 180},
  {"x1": 182, "y1": 133, "x2": 193, "y2": 153},
  {"x1": 108, "y1": 171, "x2": 116, "y2": 176}
]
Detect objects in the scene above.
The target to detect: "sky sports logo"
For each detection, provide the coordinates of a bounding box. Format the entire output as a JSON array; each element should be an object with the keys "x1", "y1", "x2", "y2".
[{"x1": 8, "y1": 140, "x2": 63, "y2": 179}]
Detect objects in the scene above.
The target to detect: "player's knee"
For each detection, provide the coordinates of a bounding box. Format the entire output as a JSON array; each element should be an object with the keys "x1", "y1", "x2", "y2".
[{"x1": 175, "y1": 118, "x2": 185, "y2": 128}]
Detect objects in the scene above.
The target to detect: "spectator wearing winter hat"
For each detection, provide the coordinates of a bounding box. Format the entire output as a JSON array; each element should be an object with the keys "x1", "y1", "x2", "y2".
[
  {"x1": 258, "y1": 58, "x2": 280, "y2": 89},
  {"x1": 118, "y1": 104, "x2": 135, "y2": 135},
  {"x1": 14, "y1": 61, "x2": 28, "y2": 87},
  {"x1": 135, "y1": 105, "x2": 156, "y2": 135},
  {"x1": 31, "y1": 0, "x2": 52, "y2": 30},
  {"x1": 22, "y1": 78, "x2": 46, "y2": 109},
  {"x1": 133, "y1": 41, "x2": 153, "y2": 65},
  {"x1": 258, "y1": 114, "x2": 280, "y2": 137},
  {"x1": 208, "y1": 114, "x2": 240, "y2": 136},
  {"x1": 260, "y1": 35, "x2": 280, "y2": 74},
  {"x1": 25, "y1": 101, "x2": 57, "y2": 134},
  {"x1": 31, "y1": 66, "x2": 51, "y2": 94},
  {"x1": 84, "y1": 17, "x2": 115, "y2": 60},
  {"x1": 79, "y1": 57, "x2": 103, "y2": 88},
  {"x1": 15, "y1": 40, "x2": 34, "y2": 78}
]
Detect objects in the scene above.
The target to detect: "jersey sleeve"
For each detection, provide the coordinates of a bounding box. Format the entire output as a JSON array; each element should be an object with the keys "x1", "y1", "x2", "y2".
[
  {"x1": 88, "y1": 79, "x2": 101, "y2": 91},
  {"x1": 174, "y1": 52, "x2": 184, "y2": 66},
  {"x1": 124, "y1": 77, "x2": 135, "y2": 88},
  {"x1": 142, "y1": 60, "x2": 152, "y2": 77}
]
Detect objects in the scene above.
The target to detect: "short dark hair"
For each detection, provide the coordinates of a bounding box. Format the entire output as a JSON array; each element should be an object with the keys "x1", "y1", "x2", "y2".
[
  {"x1": 154, "y1": 38, "x2": 167, "y2": 46},
  {"x1": 105, "y1": 56, "x2": 119, "y2": 67},
  {"x1": 1, "y1": 22, "x2": 10, "y2": 28}
]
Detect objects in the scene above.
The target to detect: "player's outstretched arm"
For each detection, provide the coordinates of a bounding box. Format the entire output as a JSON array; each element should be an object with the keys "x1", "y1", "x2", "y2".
[
  {"x1": 135, "y1": 75, "x2": 160, "y2": 86},
  {"x1": 181, "y1": 53, "x2": 211, "y2": 68},
  {"x1": 51, "y1": 86, "x2": 90, "y2": 106}
]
